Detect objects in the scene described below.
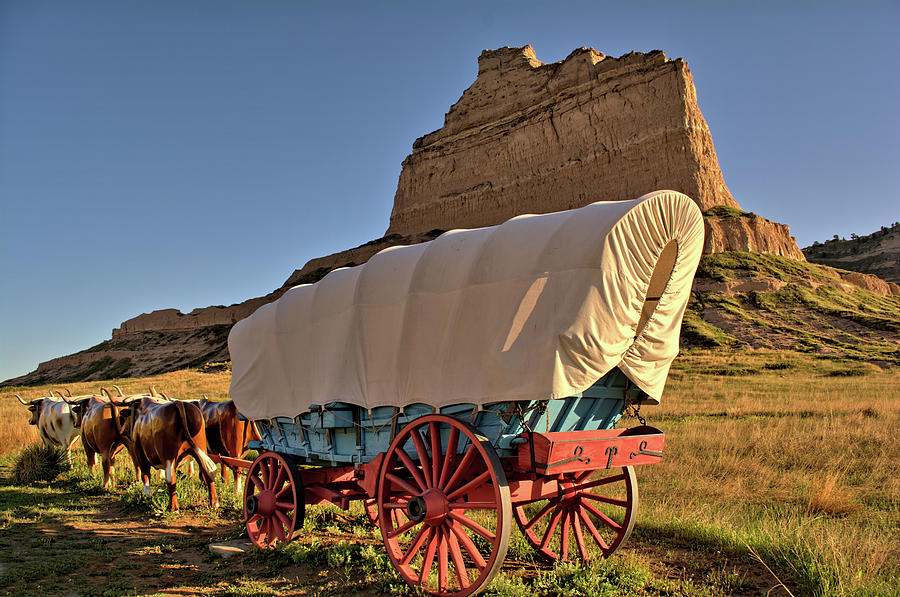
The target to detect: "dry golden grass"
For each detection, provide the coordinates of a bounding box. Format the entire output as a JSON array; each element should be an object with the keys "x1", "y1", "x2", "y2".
[
  {"x1": 639, "y1": 349, "x2": 900, "y2": 594},
  {"x1": 0, "y1": 368, "x2": 231, "y2": 457}
]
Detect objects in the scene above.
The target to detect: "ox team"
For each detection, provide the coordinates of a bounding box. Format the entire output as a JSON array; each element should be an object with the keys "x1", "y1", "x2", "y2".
[{"x1": 16, "y1": 386, "x2": 257, "y2": 510}]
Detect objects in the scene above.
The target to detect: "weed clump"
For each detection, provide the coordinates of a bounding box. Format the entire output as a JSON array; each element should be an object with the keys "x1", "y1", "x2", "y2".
[{"x1": 11, "y1": 444, "x2": 68, "y2": 484}]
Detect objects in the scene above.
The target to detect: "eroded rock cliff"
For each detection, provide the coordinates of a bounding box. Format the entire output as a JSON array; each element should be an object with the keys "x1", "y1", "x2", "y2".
[{"x1": 389, "y1": 46, "x2": 739, "y2": 235}]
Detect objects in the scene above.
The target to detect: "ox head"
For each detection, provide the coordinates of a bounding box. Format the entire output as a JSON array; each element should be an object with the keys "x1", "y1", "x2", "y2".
[
  {"x1": 15, "y1": 394, "x2": 42, "y2": 425},
  {"x1": 62, "y1": 392, "x2": 101, "y2": 427},
  {"x1": 105, "y1": 395, "x2": 143, "y2": 447}
]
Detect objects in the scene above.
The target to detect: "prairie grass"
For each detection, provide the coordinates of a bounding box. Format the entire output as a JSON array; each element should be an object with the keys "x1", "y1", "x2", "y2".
[{"x1": 640, "y1": 349, "x2": 900, "y2": 596}]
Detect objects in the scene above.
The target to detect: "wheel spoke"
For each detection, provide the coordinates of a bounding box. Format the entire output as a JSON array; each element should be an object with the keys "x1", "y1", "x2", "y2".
[
  {"x1": 572, "y1": 508, "x2": 588, "y2": 561},
  {"x1": 274, "y1": 501, "x2": 295, "y2": 510},
  {"x1": 446, "y1": 470, "x2": 491, "y2": 502},
  {"x1": 437, "y1": 526, "x2": 449, "y2": 592},
  {"x1": 447, "y1": 524, "x2": 470, "y2": 590},
  {"x1": 383, "y1": 501, "x2": 408, "y2": 510},
  {"x1": 258, "y1": 517, "x2": 270, "y2": 546},
  {"x1": 419, "y1": 531, "x2": 438, "y2": 587},
  {"x1": 250, "y1": 474, "x2": 264, "y2": 491},
  {"x1": 583, "y1": 500, "x2": 623, "y2": 531},
  {"x1": 443, "y1": 444, "x2": 478, "y2": 494},
  {"x1": 397, "y1": 448, "x2": 428, "y2": 492},
  {"x1": 275, "y1": 484, "x2": 292, "y2": 500},
  {"x1": 449, "y1": 512, "x2": 495, "y2": 542},
  {"x1": 400, "y1": 526, "x2": 433, "y2": 566},
  {"x1": 274, "y1": 508, "x2": 291, "y2": 530},
  {"x1": 579, "y1": 491, "x2": 628, "y2": 508},
  {"x1": 575, "y1": 470, "x2": 593, "y2": 484},
  {"x1": 576, "y1": 473, "x2": 626, "y2": 492},
  {"x1": 577, "y1": 505, "x2": 609, "y2": 551},
  {"x1": 437, "y1": 426, "x2": 459, "y2": 490},
  {"x1": 266, "y1": 459, "x2": 276, "y2": 489},
  {"x1": 449, "y1": 520, "x2": 487, "y2": 569},
  {"x1": 539, "y1": 507, "x2": 564, "y2": 550},
  {"x1": 248, "y1": 512, "x2": 261, "y2": 525},
  {"x1": 560, "y1": 508, "x2": 570, "y2": 561},
  {"x1": 387, "y1": 516, "x2": 421, "y2": 539},
  {"x1": 523, "y1": 501, "x2": 555, "y2": 531},
  {"x1": 386, "y1": 472, "x2": 421, "y2": 497},
  {"x1": 430, "y1": 422, "x2": 442, "y2": 490},
  {"x1": 411, "y1": 428, "x2": 433, "y2": 488},
  {"x1": 272, "y1": 463, "x2": 286, "y2": 493},
  {"x1": 449, "y1": 501, "x2": 497, "y2": 510},
  {"x1": 272, "y1": 514, "x2": 287, "y2": 543}
]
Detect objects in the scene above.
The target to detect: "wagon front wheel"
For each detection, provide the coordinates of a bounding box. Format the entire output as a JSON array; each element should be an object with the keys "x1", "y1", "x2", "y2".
[
  {"x1": 378, "y1": 414, "x2": 512, "y2": 597},
  {"x1": 512, "y1": 466, "x2": 638, "y2": 562},
  {"x1": 244, "y1": 452, "x2": 305, "y2": 549}
]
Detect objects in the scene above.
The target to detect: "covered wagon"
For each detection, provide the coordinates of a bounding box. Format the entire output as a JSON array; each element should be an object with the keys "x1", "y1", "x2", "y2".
[{"x1": 228, "y1": 189, "x2": 705, "y2": 596}]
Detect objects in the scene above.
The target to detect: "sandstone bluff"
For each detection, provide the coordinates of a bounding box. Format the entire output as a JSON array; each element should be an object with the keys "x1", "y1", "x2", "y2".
[{"x1": 7, "y1": 45, "x2": 894, "y2": 385}]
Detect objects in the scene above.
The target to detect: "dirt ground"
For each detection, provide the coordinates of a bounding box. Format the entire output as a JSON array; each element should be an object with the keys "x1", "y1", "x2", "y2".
[{"x1": 0, "y1": 487, "x2": 794, "y2": 597}]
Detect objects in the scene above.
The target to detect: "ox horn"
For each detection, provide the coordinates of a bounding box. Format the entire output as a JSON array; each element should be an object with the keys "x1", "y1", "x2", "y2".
[
  {"x1": 15, "y1": 394, "x2": 29, "y2": 405},
  {"x1": 149, "y1": 384, "x2": 158, "y2": 397},
  {"x1": 100, "y1": 387, "x2": 112, "y2": 399},
  {"x1": 54, "y1": 390, "x2": 66, "y2": 399},
  {"x1": 114, "y1": 385, "x2": 125, "y2": 397},
  {"x1": 65, "y1": 388, "x2": 73, "y2": 397}
]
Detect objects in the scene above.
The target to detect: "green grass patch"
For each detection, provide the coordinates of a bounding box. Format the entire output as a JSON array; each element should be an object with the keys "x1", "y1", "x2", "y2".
[{"x1": 704, "y1": 205, "x2": 753, "y2": 218}]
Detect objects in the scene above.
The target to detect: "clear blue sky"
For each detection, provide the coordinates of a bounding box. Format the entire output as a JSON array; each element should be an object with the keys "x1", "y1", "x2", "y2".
[{"x1": 1, "y1": 1, "x2": 898, "y2": 382}]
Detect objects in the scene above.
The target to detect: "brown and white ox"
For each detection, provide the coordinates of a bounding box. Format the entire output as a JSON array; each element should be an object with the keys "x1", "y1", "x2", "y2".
[
  {"x1": 194, "y1": 397, "x2": 259, "y2": 493},
  {"x1": 16, "y1": 390, "x2": 84, "y2": 463},
  {"x1": 64, "y1": 388, "x2": 131, "y2": 488},
  {"x1": 111, "y1": 396, "x2": 219, "y2": 511}
]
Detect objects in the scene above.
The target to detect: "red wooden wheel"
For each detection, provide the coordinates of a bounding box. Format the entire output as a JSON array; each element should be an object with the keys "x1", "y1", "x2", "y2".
[
  {"x1": 377, "y1": 414, "x2": 511, "y2": 597},
  {"x1": 512, "y1": 466, "x2": 638, "y2": 562},
  {"x1": 244, "y1": 452, "x2": 305, "y2": 549}
]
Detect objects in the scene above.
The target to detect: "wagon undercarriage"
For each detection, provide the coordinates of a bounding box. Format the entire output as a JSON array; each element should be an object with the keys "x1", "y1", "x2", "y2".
[{"x1": 236, "y1": 374, "x2": 665, "y2": 597}]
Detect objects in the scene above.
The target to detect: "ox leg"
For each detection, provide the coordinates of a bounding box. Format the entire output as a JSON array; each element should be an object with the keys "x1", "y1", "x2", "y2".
[
  {"x1": 192, "y1": 452, "x2": 219, "y2": 509},
  {"x1": 85, "y1": 448, "x2": 97, "y2": 477},
  {"x1": 141, "y1": 467, "x2": 152, "y2": 497},
  {"x1": 101, "y1": 456, "x2": 113, "y2": 490},
  {"x1": 165, "y1": 460, "x2": 179, "y2": 511}
]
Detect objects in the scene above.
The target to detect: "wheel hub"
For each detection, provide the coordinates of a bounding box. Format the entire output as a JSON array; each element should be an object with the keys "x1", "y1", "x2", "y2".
[
  {"x1": 406, "y1": 488, "x2": 450, "y2": 525},
  {"x1": 406, "y1": 496, "x2": 427, "y2": 522},
  {"x1": 245, "y1": 494, "x2": 259, "y2": 516},
  {"x1": 248, "y1": 489, "x2": 276, "y2": 517}
]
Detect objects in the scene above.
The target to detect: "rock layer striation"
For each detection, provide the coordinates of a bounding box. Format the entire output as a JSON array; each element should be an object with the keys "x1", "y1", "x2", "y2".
[{"x1": 389, "y1": 46, "x2": 738, "y2": 235}]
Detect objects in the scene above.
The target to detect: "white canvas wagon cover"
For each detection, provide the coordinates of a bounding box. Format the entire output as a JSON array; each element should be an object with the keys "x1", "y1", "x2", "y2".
[{"x1": 229, "y1": 190, "x2": 704, "y2": 420}]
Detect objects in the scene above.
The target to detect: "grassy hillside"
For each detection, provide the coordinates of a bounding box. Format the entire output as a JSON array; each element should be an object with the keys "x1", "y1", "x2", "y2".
[
  {"x1": 1, "y1": 352, "x2": 898, "y2": 596},
  {"x1": 684, "y1": 252, "x2": 900, "y2": 365}
]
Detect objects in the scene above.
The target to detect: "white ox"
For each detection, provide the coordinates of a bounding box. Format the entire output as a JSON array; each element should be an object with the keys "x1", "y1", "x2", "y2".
[{"x1": 16, "y1": 390, "x2": 85, "y2": 463}]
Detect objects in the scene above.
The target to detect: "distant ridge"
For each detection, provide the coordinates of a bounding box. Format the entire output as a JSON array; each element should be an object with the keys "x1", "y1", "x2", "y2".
[{"x1": 804, "y1": 223, "x2": 900, "y2": 284}]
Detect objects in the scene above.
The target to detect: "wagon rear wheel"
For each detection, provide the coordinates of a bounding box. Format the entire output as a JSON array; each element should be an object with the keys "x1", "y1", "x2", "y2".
[
  {"x1": 244, "y1": 452, "x2": 305, "y2": 549},
  {"x1": 378, "y1": 414, "x2": 511, "y2": 597},
  {"x1": 512, "y1": 466, "x2": 638, "y2": 562}
]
